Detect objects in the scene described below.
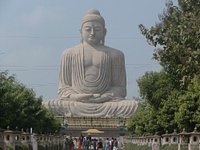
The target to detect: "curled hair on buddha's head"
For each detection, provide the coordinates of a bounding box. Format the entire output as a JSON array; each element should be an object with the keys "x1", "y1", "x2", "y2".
[{"x1": 81, "y1": 9, "x2": 105, "y2": 29}]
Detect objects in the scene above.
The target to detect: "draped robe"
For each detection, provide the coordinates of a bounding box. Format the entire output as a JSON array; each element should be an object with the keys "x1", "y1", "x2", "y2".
[
  {"x1": 43, "y1": 44, "x2": 138, "y2": 117},
  {"x1": 58, "y1": 44, "x2": 126, "y2": 100}
]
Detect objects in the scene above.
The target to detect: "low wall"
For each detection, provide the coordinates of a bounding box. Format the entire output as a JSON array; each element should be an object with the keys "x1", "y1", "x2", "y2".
[
  {"x1": 125, "y1": 128, "x2": 200, "y2": 150},
  {"x1": 0, "y1": 128, "x2": 64, "y2": 150}
]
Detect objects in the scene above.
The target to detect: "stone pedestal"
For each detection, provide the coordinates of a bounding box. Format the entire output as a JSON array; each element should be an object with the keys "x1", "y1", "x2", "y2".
[{"x1": 58, "y1": 116, "x2": 127, "y2": 137}]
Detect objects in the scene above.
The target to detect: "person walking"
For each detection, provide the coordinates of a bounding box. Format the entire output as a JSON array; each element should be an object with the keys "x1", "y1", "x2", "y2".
[
  {"x1": 104, "y1": 138, "x2": 110, "y2": 150},
  {"x1": 113, "y1": 138, "x2": 118, "y2": 150},
  {"x1": 97, "y1": 138, "x2": 103, "y2": 150}
]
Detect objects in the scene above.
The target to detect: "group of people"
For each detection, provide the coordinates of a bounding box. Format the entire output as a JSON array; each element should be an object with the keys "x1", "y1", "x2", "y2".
[
  {"x1": 63, "y1": 135, "x2": 120, "y2": 150},
  {"x1": 103, "y1": 137, "x2": 118, "y2": 150}
]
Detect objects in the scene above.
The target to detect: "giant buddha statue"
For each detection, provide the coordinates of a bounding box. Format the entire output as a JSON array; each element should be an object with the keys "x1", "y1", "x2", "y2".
[{"x1": 43, "y1": 9, "x2": 138, "y2": 117}]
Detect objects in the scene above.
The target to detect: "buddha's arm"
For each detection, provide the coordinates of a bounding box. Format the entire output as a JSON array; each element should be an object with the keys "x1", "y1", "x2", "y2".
[
  {"x1": 102, "y1": 87, "x2": 125, "y2": 98},
  {"x1": 58, "y1": 51, "x2": 77, "y2": 98},
  {"x1": 104, "y1": 52, "x2": 127, "y2": 98}
]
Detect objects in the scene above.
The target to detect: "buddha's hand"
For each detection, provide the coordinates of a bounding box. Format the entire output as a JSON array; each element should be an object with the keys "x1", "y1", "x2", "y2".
[
  {"x1": 84, "y1": 93, "x2": 113, "y2": 103},
  {"x1": 69, "y1": 94, "x2": 94, "y2": 100},
  {"x1": 92, "y1": 94, "x2": 101, "y2": 98},
  {"x1": 101, "y1": 93, "x2": 114, "y2": 98}
]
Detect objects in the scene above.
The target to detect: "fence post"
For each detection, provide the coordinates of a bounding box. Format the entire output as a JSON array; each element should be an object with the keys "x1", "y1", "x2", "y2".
[
  {"x1": 178, "y1": 129, "x2": 189, "y2": 150},
  {"x1": 188, "y1": 127, "x2": 200, "y2": 150},
  {"x1": 151, "y1": 134, "x2": 160, "y2": 150}
]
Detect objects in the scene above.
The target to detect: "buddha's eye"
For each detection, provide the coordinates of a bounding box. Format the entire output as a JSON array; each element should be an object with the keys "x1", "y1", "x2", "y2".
[
  {"x1": 84, "y1": 27, "x2": 91, "y2": 32},
  {"x1": 94, "y1": 27, "x2": 101, "y2": 31}
]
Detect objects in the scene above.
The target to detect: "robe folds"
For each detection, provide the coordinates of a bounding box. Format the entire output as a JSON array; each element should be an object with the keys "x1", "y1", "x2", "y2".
[
  {"x1": 58, "y1": 44, "x2": 126, "y2": 99},
  {"x1": 43, "y1": 44, "x2": 138, "y2": 117},
  {"x1": 43, "y1": 99, "x2": 138, "y2": 117}
]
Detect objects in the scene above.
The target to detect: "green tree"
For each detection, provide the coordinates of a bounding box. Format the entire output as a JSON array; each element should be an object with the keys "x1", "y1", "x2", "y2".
[
  {"x1": 157, "y1": 90, "x2": 179, "y2": 133},
  {"x1": 139, "y1": 0, "x2": 200, "y2": 88},
  {"x1": 175, "y1": 75, "x2": 200, "y2": 131},
  {"x1": 128, "y1": 0, "x2": 200, "y2": 135},
  {"x1": 137, "y1": 71, "x2": 174, "y2": 109},
  {"x1": 127, "y1": 103, "x2": 161, "y2": 135},
  {"x1": 128, "y1": 71, "x2": 177, "y2": 134},
  {"x1": 0, "y1": 71, "x2": 60, "y2": 133}
]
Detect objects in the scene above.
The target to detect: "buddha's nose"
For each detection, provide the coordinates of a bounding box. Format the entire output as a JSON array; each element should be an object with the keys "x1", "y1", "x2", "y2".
[{"x1": 90, "y1": 26, "x2": 95, "y2": 36}]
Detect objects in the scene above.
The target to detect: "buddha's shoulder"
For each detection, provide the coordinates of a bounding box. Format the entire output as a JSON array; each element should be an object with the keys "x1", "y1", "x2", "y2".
[
  {"x1": 104, "y1": 46, "x2": 124, "y2": 57},
  {"x1": 62, "y1": 44, "x2": 82, "y2": 55}
]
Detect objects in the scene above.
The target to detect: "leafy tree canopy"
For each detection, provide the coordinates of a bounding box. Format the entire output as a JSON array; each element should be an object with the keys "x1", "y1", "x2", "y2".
[
  {"x1": 137, "y1": 71, "x2": 174, "y2": 109},
  {"x1": 0, "y1": 71, "x2": 60, "y2": 133},
  {"x1": 139, "y1": 0, "x2": 200, "y2": 88},
  {"x1": 128, "y1": 0, "x2": 200, "y2": 135}
]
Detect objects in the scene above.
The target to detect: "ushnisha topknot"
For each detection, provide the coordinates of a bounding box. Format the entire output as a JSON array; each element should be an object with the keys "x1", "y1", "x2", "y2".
[{"x1": 81, "y1": 9, "x2": 105, "y2": 28}]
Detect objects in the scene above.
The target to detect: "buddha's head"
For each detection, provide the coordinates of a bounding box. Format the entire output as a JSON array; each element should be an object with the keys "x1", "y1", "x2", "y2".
[{"x1": 80, "y1": 9, "x2": 107, "y2": 45}]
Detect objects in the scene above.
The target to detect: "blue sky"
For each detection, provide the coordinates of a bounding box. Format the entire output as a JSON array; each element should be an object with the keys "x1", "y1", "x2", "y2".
[{"x1": 0, "y1": 0, "x2": 177, "y2": 100}]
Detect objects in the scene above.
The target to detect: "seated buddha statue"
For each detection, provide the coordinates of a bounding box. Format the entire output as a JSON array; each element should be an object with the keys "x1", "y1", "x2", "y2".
[{"x1": 43, "y1": 9, "x2": 138, "y2": 117}]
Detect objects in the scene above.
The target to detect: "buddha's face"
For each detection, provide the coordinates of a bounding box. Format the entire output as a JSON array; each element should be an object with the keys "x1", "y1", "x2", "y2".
[{"x1": 81, "y1": 21, "x2": 106, "y2": 45}]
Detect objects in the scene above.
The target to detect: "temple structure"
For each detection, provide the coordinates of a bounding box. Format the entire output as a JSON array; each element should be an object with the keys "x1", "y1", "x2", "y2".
[{"x1": 43, "y1": 9, "x2": 138, "y2": 136}]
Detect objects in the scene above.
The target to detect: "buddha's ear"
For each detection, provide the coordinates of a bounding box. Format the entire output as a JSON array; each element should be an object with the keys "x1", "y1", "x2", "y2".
[
  {"x1": 80, "y1": 29, "x2": 83, "y2": 43},
  {"x1": 104, "y1": 28, "x2": 107, "y2": 36}
]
